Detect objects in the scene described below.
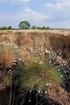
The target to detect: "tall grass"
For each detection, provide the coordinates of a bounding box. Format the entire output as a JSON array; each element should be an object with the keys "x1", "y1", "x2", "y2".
[
  {"x1": 0, "y1": 42, "x2": 19, "y2": 87},
  {"x1": 14, "y1": 54, "x2": 63, "y2": 92}
]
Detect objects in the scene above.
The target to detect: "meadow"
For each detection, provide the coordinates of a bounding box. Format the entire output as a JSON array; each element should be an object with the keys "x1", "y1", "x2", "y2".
[{"x1": 0, "y1": 30, "x2": 70, "y2": 105}]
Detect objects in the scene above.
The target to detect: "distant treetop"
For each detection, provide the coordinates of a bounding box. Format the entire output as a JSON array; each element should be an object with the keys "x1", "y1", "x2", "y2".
[{"x1": 19, "y1": 21, "x2": 31, "y2": 29}]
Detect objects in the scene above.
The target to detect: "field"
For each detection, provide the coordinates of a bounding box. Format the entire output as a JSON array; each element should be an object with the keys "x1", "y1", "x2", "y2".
[{"x1": 0, "y1": 30, "x2": 70, "y2": 105}]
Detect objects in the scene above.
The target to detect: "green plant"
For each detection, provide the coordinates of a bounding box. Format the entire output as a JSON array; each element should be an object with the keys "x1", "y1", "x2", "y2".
[
  {"x1": 0, "y1": 26, "x2": 12, "y2": 30},
  {"x1": 8, "y1": 26, "x2": 12, "y2": 30},
  {"x1": 15, "y1": 56, "x2": 63, "y2": 91},
  {"x1": 31, "y1": 26, "x2": 36, "y2": 29},
  {"x1": 0, "y1": 26, "x2": 7, "y2": 30},
  {"x1": 19, "y1": 21, "x2": 30, "y2": 29}
]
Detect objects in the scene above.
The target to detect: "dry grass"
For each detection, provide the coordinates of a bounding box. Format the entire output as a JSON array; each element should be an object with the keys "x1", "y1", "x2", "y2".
[{"x1": 0, "y1": 30, "x2": 70, "y2": 105}]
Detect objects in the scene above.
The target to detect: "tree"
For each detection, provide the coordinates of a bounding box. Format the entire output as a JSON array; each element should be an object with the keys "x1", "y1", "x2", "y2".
[
  {"x1": 41, "y1": 26, "x2": 46, "y2": 30},
  {"x1": 8, "y1": 26, "x2": 12, "y2": 30},
  {"x1": 31, "y1": 26, "x2": 36, "y2": 29},
  {"x1": 37, "y1": 27, "x2": 41, "y2": 30},
  {"x1": 19, "y1": 21, "x2": 30, "y2": 29},
  {"x1": 45, "y1": 27, "x2": 50, "y2": 30},
  {"x1": 0, "y1": 26, "x2": 12, "y2": 30},
  {"x1": 0, "y1": 26, "x2": 7, "y2": 30}
]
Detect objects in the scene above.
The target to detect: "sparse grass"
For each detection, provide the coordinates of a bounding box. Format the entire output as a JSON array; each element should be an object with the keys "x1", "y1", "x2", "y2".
[
  {"x1": 0, "y1": 43, "x2": 19, "y2": 87},
  {"x1": 0, "y1": 43, "x2": 19, "y2": 65},
  {"x1": 3, "y1": 74, "x2": 12, "y2": 87}
]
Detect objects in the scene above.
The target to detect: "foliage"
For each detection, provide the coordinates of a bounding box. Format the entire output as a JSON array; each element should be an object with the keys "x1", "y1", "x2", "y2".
[
  {"x1": 31, "y1": 26, "x2": 36, "y2": 29},
  {"x1": 41, "y1": 26, "x2": 46, "y2": 30},
  {"x1": 36, "y1": 26, "x2": 50, "y2": 30},
  {"x1": 7, "y1": 26, "x2": 12, "y2": 30},
  {"x1": 14, "y1": 56, "x2": 63, "y2": 91},
  {"x1": 37, "y1": 27, "x2": 41, "y2": 30},
  {"x1": 0, "y1": 26, "x2": 7, "y2": 30},
  {"x1": 19, "y1": 21, "x2": 30, "y2": 29},
  {"x1": 0, "y1": 26, "x2": 12, "y2": 30},
  {"x1": 46, "y1": 26, "x2": 50, "y2": 29}
]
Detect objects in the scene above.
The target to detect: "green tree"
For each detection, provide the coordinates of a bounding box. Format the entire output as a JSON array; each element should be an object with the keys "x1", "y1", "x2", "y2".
[
  {"x1": 45, "y1": 26, "x2": 50, "y2": 30},
  {"x1": 8, "y1": 26, "x2": 12, "y2": 30},
  {"x1": 31, "y1": 26, "x2": 36, "y2": 29},
  {"x1": 0, "y1": 26, "x2": 7, "y2": 30},
  {"x1": 19, "y1": 21, "x2": 30, "y2": 29},
  {"x1": 41, "y1": 26, "x2": 46, "y2": 30},
  {"x1": 37, "y1": 27, "x2": 41, "y2": 30}
]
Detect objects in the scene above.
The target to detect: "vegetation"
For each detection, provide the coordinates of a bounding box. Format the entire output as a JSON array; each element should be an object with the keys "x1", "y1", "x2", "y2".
[
  {"x1": 14, "y1": 56, "x2": 62, "y2": 91},
  {"x1": 0, "y1": 43, "x2": 19, "y2": 87},
  {"x1": 31, "y1": 25, "x2": 37, "y2": 29},
  {"x1": 0, "y1": 20, "x2": 50, "y2": 30},
  {"x1": 19, "y1": 21, "x2": 31, "y2": 29},
  {"x1": 0, "y1": 30, "x2": 70, "y2": 105},
  {"x1": 0, "y1": 26, "x2": 12, "y2": 30}
]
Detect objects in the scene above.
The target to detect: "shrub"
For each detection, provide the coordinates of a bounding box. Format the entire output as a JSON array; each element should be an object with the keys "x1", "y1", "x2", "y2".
[
  {"x1": 7, "y1": 26, "x2": 12, "y2": 30},
  {"x1": 0, "y1": 26, "x2": 7, "y2": 30},
  {"x1": 0, "y1": 26, "x2": 12, "y2": 30},
  {"x1": 31, "y1": 26, "x2": 36, "y2": 29},
  {"x1": 19, "y1": 21, "x2": 30, "y2": 29},
  {"x1": 14, "y1": 56, "x2": 63, "y2": 91}
]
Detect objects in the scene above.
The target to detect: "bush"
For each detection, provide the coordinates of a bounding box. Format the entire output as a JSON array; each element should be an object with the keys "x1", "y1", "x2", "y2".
[
  {"x1": 19, "y1": 21, "x2": 30, "y2": 29},
  {"x1": 31, "y1": 26, "x2": 36, "y2": 29},
  {"x1": 0, "y1": 26, "x2": 7, "y2": 30},
  {"x1": 8, "y1": 26, "x2": 12, "y2": 30},
  {"x1": 14, "y1": 56, "x2": 63, "y2": 91},
  {"x1": 0, "y1": 26, "x2": 12, "y2": 30}
]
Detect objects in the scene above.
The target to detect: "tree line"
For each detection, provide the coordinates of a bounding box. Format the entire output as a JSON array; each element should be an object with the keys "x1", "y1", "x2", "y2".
[{"x1": 0, "y1": 20, "x2": 50, "y2": 30}]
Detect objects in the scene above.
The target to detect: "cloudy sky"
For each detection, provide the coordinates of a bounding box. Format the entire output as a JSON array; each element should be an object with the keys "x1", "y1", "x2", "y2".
[{"x1": 0, "y1": 0, "x2": 70, "y2": 28}]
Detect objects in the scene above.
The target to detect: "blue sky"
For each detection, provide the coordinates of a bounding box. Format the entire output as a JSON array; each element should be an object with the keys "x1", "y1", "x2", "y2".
[{"x1": 0, "y1": 0, "x2": 70, "y2": 28}]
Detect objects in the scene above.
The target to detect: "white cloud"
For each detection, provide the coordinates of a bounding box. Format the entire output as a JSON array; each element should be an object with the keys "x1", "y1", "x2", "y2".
[
  {"x1": 21, "y1": 8, "x2": 47, "y2": 22},
  {"x1": 45, "y1": 0, "x2": 70, "y2": 9},
  {"x1": 0, "y1": 0, "x2": 30, "y2": 3},
  {"x1": 11, "y1": 0, "x2": 30, "y2": 4},
  {"x1": 45, "y1": 2, "x2": 63, "y2": 9}
]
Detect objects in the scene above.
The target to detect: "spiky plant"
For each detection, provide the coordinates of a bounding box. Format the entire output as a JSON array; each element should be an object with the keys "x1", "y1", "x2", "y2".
[{"x1": 14, "y1": 56, "x2": 63, "y2": 92}]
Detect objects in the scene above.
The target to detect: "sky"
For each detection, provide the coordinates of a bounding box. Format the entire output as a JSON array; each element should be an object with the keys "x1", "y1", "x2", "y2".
[{"x1": 0, "y1": 0, "x2": 70, "y2": 28}]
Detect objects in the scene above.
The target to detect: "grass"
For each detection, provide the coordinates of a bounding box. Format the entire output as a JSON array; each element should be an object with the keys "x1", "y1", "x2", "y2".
[
  {"x1": 0, "y1": 43, "x2": 18, "y2": 65},
  {"x1": 0, "y1": 43, "x2": 19, "y2": 87},
  {"x1": 0, "y1": 30, "x2": 69, "y2": 105},
  {"x1": 15, "y1": 55, "x2": 63, "y2": 91}
]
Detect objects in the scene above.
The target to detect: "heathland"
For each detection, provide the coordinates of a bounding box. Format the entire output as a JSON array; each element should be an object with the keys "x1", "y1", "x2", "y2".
[{"x1": 0, "y1": 29, "x2": 70, "y2": 105}]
